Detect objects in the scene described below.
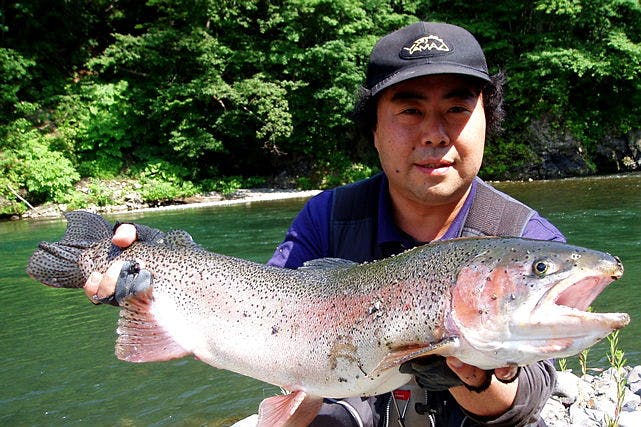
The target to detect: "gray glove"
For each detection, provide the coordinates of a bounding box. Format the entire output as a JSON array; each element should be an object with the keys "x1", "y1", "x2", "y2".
[
  {"x1": 399, "y1": 356, "x2": 464, "y2": 391},
  {"x1": 96, "y1": 260, "x2": 153, "y2": 306},
  {"x1": 114, "y1": 260, "x2": 153, "y2": 304}
]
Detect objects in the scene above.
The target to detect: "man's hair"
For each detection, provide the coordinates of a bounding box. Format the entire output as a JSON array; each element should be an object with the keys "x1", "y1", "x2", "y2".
[{"x1": 352, "y1": 71, "x2": 506, "y2": 143}]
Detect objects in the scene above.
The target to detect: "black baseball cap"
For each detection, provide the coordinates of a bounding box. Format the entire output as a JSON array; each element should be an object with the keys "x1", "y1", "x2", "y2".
[{"x1": 366, "y1": 21, "x2": 490, "y2": 96}]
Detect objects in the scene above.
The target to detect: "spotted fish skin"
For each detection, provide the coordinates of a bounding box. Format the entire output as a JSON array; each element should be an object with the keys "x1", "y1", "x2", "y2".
[{"x1": 27, "y1": 211, "x2": 629, "y2": 401}]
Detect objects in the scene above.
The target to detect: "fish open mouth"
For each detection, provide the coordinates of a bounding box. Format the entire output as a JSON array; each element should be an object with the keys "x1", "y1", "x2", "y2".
[
  {"x1": 555, "y1": 275, "x2": 614, "y2": 312},
  {"x1": 534, "y1": 263, "x2": 629, "y2": 334},
  {"x1": 512, "y1": 267, "x2": 630, "y2": 358}
]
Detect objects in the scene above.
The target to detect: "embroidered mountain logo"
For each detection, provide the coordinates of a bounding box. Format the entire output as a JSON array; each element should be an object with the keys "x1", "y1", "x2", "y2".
[{"x1": 403, "y1": 35, "x2": 450, "y2": 55}]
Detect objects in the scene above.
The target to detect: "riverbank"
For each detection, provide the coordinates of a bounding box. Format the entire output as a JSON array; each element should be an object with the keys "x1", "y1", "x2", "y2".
[
  {"x1": 9, "y1": 172, "x2": 641, "y2": 221},
  {"x1": 13, "y1": 187, "x2": 322, "y2": 220}
]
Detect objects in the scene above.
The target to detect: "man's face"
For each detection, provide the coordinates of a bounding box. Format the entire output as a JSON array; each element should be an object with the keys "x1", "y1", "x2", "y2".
[{"x1": 373, "y1": 74, "x2": 486, "y2": 208}]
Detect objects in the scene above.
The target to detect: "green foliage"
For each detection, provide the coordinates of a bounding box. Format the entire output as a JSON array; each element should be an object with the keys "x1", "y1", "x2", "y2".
[
  {"x1": 1, "y1": 0, "x2": 641, "y2": 215},
  {"x1": 324, "y1": 155, "x2": 379, "y2": 188},
  {"x1": 557, "y1": 358, "x2": 568, "y2": 372},
  {"x1": 139, "y1": 179, "x2": 198, "y2": 205},
  {"x1": 134, "y1": 160, "x2": 199, "y2": 204},
  {"x1": 604, "y1": 330, "x2": 627, "y2": 427},
  {"x1": 481, "y1": 141, "x2": 540, "y2": 180},
  {"x1": 509, "y1": 0, "x2": 641, "y2": 148},
  {"x1": 85, "y1": 180, "x2": 116, "y2": 207},
  {"x1": 1, "y1": 119, "x2": 79, "y2": 205},
  {"x1": 0, "y1": 48, "x2": 34, "y2": 118},
  {"x1": 202, "y1": 176, "x2": 244, "y2": 197},
  {"x1": 201, "y1": 176, "x2": 268, "y2": 196},
  {"x1": 578, "y1": 346, "x2": 590, "y2": 376},
  {"x1": 54, "y1": 79, "x2": 134, "y2": 178}
]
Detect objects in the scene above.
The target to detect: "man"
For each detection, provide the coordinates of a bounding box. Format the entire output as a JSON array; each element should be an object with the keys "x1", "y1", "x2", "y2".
[{"x1": 86, "y1": 22, "x2": 563, "y2": 426}]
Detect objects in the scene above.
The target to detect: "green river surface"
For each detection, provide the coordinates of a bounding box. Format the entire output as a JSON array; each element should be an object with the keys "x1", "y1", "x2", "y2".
[{"x1": 1, "y1": 173, "x2": 640, "y2": 426}]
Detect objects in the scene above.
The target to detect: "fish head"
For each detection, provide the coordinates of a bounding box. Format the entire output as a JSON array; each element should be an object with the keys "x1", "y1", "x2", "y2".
[{"x1": 446, "y1": 238, "x2": 630, "y2": 369}]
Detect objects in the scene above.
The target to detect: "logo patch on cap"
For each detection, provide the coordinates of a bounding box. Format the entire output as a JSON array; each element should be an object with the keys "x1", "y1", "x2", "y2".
[{"x1": 401, "y1": 35, "x2": 450, "y2": 58}]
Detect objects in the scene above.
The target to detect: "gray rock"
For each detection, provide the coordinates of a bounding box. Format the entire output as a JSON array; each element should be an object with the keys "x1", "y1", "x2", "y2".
[
  {"x1": 554, "y1": 371, "x2": 580, "y2": 405},
  {"x1": 540, "y1": 396, "x2": 571, "y2": 426},
  {"x1": 596, "y1": 129, "x2": 641, "y2": 173},
  {"x1": 568, "y1": 405, "x2": 605, "y2": 426},
  {"x1": 525, "y1": 118, "x2": 594, "y2": 179},
  {"x1": 542, "y1": 366, "x2": 641, "y2": 426},
  {"x1": 627, "y1": 365, "x2": 641, "y2": 395},
  {"x1": 623, "y1": 390, "x2": 641, "y2": 412},
  {"x1": 618, "y1": 410, "x2": 641, "y2": 427}
]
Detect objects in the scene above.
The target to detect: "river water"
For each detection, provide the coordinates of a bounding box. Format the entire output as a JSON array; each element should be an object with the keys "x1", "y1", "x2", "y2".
[{"x1": 1, "y1": 173, "x2": 639, "y2": 425}]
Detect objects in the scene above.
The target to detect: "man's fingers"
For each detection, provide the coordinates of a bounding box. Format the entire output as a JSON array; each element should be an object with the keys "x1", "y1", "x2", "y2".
[
  {"x1": 446, "y1": 357, "x2": 520, "y2": 389},
  {"x1": 83, "y1": 260, "x2": 126, "y2": 303},
  {"x1": 82, "y1": 221, "x2": 138, "y2": 305},
  {"x1": 99, "y1": 261, "x2": 126, "y2": 298},
  {"x1": 495, "y1": 364, "x2": 520, "y2": 383},
  {"x1": 84, "y1": 271, "x2": 103, "y2": 304},
  {"x1": 446, "y1": 356, "x2": 496, "y2": 392},
  {"x1": 112, "y1": 223, "x2": 137, "y2": 248},
  {"x1": 446, "y1": 357, "x2": 486, "y2": 387}
]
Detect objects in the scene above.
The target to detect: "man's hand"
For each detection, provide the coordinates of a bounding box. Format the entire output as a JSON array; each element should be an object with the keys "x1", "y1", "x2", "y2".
[
  {"x1": 111, "y1": 223, "x2": 137, "y2": 248},
  {"x1": 402, "y1": 356, "x2": 519, "y2": 392},
  {"x1": 83, "y1": 223, "x2": 137, "y2": 304},
  {"x1": 446, "y1": 357, "x2": 519, "y2": 389},
  {"x1": 446, "y1": 356, "x2": 519, "y2": 417}
]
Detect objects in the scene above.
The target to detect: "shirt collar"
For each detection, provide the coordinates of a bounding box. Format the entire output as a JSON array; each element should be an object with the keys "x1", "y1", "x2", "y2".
[{"x1": 376, "y1": 175, "x2": 477, "y2": 247}]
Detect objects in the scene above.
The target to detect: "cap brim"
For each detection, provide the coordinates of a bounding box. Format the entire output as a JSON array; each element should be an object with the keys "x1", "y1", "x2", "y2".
[{"x1": 370, "y1": 63, "x2": 491, "y2": 96}]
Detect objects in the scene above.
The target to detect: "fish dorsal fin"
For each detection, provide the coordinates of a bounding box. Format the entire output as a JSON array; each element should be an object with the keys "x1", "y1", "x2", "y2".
[
  {"x1": 299, "y1": 257, "x2": 358, "y2": 270},
  {"x1": 370, "y1": 337, "x2": 459, "y2": 378},
  {"x1": 257, "y1": 390, "x2": 323, "y2": 427},
  {"x1": 160, "y1": 230, "x2": 203, "y2": 250}
]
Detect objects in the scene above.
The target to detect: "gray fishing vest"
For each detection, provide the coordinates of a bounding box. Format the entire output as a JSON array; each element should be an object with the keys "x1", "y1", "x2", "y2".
[{"x1": 329, "y1": 173, "x2": 535, "y2": 262}]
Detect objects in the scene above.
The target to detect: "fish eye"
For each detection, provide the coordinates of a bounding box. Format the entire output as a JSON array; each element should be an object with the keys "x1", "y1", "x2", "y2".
[{"x1": 533, "y1": 259, "x2": 551, "y2": 277}]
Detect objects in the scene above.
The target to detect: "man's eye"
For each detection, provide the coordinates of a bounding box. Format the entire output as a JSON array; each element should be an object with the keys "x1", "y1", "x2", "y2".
[
  {"x1": 449, "y1": 106, "x2": 469, "y2": 113},
  {"x1": 401, "y1": 108, "x2": 421, "y2": 115}
]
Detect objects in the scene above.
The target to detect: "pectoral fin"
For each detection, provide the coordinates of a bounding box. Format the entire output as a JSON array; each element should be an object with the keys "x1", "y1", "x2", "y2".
[
  {"x1": 371, "y1": 337, "x2": 459, "y2": 377},
  {"x1": 116, "y1": 282, "x2": 189, "y2": 363},
  {"x1": 257, "y1": 390, "x2": 322, "y2": 427}
]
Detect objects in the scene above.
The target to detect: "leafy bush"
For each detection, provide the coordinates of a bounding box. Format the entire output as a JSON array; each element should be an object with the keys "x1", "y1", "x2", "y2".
[
  {"x1": 302, "y1": 151, "x2": 378, "y2": 189},
  {"x1": 86, "y1": 180, "x2": 116, "y2": 207},
  {"x1": 139, "y1": 179, "x2": 198, "y2": 205},
  {"x1": 201, "y1": 176, "x2": 244, "y2": 197},
  {"x1": 0, "y1": 48, "x2": 34, "y2": 118},
  {"x1": 54, "y1": 80, "x2": 134, "y2": 178},
  {"x1": 134, "y1": 160, "x2": 199, "y2": 204},
  {"x1": 481, "y1": 141, "x2": 539, "y2": 180},
  {"x1": 1, "y1": 119, "x2": 79, "y2": 205},
  {"x1": 201, "y1": 176, "x2": 268, "y2": 197}
]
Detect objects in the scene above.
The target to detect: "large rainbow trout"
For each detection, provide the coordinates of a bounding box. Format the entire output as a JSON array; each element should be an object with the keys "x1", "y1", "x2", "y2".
[{"x1": 27, "y1": 211, "x2": 629, "y2": 426}]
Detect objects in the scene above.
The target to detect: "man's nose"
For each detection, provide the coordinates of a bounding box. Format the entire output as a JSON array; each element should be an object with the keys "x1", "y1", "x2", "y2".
[{"x1": 420, "y1": 114, "x2": 449, "y2": 146}]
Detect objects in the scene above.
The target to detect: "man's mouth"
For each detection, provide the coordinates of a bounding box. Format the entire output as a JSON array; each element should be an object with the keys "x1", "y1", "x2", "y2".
[{"x1": 415, "y1": 160, "x2": 454, "y2": 173}]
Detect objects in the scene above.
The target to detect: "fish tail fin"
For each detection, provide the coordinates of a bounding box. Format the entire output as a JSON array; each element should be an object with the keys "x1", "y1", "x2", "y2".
[
  {"x1": 258, "y1": 391, "x2": 322, "y2": 427},
  {"x1": 116, "y1": 284, "x2": 189, "y2": 362},
  {"x1": 26, "y1": 210, "x2": 113, "y2": 288}
]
